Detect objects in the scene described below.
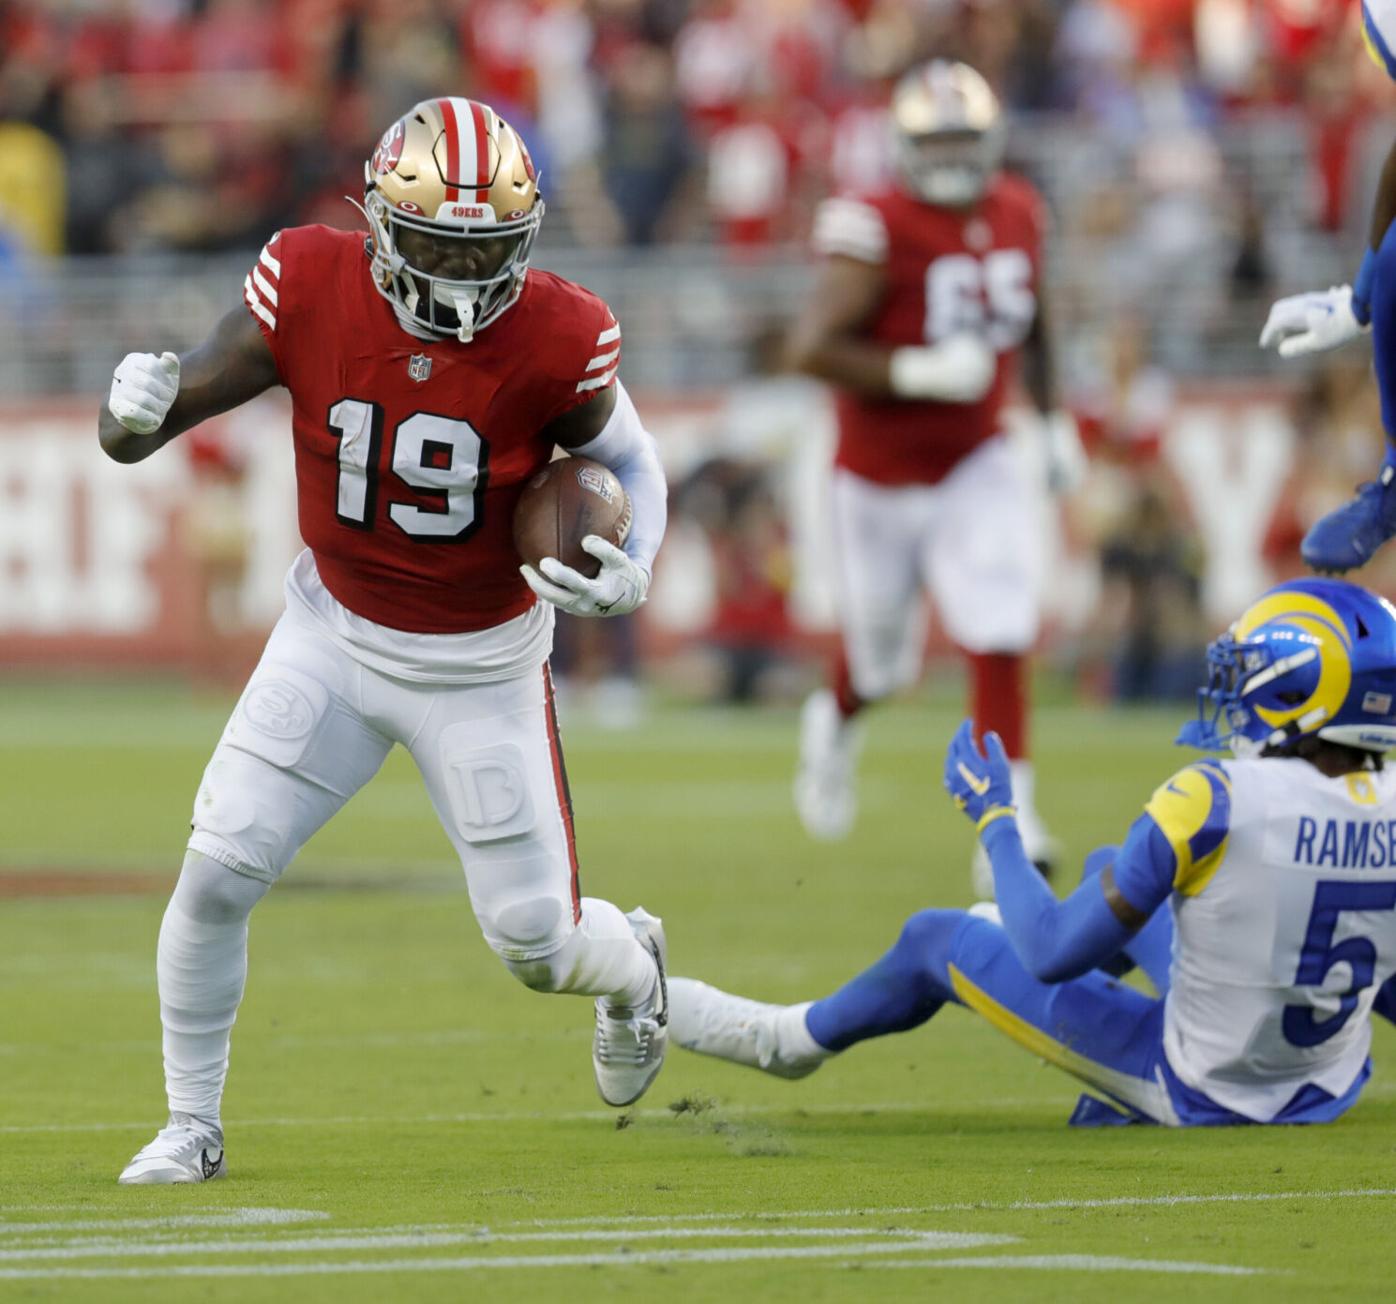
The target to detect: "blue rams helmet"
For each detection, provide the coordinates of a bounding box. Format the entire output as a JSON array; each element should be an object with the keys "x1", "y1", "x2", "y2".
[{"x1": 1177, "y1": 578, "x2": 1396, "y2": 756}]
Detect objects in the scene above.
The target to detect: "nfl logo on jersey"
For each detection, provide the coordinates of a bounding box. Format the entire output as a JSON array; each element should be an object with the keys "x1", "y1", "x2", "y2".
[{"x1": 407, "y1": 354, "x2": 432, "y2": 383}]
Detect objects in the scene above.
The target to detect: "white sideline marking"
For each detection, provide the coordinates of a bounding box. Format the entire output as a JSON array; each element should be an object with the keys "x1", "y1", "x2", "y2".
[
  {"x1": 0, "y1": 1228, "x2": 1014, "y2": 1264},
  {"x1": 0, "y1": 1237, "x2": 1110, "y2": 1280},
  {"x1": 878, "y1": 1254, "x2": 1262, "y2": 1276},
  {"x1": 501, "y1": 1189, "x2": 1396, "y2": 1226},
  {"x1": 0, "y1": 1210, "x2": 328, "y2": 1237}
]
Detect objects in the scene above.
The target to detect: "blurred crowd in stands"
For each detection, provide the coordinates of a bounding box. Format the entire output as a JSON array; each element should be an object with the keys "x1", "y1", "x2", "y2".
[
  {"x1": 3, "y1": 0, "x2": 1395, "y2": 710},
  {"x1": 1, "y1": 0, "x2": 1391, "y2": 260}
]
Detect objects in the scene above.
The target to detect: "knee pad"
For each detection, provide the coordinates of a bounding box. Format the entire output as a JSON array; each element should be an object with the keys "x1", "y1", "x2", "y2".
[
  {"x1": 474, "y1": 864, "x2": 573, "y2": 969},
  {"x1": 189, "y1": 747, "x2": 301, "y2": 883},
  {"x1": 493, "y1": 894, "x2": 568, "y2": 954},
  {"x1": 495, "y1": 902, "x2": 574, "y2": 992}
]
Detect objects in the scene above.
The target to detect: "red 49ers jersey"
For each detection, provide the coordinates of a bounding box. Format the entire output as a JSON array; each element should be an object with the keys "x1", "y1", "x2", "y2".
[
  {"x1": 811, "y1": 173, "x2": 1045, "y2": 485},
  {"x1": 242, "y1": 225, "x2": 619, "y2": 633}
]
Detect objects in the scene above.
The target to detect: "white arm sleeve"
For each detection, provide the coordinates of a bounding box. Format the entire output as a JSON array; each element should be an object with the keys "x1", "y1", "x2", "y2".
[{"x1": 567, "y1": 379, "x2": 668, "y2": 575}]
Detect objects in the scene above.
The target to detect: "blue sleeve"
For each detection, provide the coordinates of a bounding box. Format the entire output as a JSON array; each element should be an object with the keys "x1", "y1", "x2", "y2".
[
  {"x1": 980, "y1": 818, "x2": 1136, "y2": 984},
  {"x1": 1369, "y1": 221, "x2": 1396, "y2": 438},
  {"x1": 980, "y1": 758, "x2": 1232, "y2": 984},
  {"x1": 1110, "y1": 812, "x2": 1184, "y2": 919}
]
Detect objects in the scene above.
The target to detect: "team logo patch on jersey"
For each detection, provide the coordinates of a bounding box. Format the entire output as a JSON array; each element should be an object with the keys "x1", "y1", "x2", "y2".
[
  {"x1": 408, "y1": 354, "x2": 433, "y2": 382},
  {"x1": 577, "y1": 465, "x2": 617, "y2": 504}
]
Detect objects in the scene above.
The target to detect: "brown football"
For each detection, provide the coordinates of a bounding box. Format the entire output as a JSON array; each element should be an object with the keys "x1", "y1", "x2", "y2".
[{"x1": 513, "y1": 456, "x2": 633, "y2": 579}]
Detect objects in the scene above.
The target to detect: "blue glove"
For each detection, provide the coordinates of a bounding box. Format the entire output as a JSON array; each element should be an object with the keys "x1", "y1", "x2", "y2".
[{"x1": 942, "y1": 719, "x2": 1016, "y2": 830}]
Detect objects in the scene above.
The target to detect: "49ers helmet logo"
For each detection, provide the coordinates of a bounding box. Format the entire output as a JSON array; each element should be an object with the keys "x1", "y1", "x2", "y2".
[
  {"x1": 371, "y1": 120, "x2": 406, "y2": 175},
  {"x1": 517, "y1": 135, "x2": 537, "y2": 182}
]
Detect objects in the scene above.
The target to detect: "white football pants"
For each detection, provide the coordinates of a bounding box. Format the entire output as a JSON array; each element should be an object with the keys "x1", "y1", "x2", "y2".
[
  {"x1": 831, "y1": 436, "x2": 1044, "y2": 701},
  {"x1": 158, "y1": 608, "x2": 656, "y2": 1122}
]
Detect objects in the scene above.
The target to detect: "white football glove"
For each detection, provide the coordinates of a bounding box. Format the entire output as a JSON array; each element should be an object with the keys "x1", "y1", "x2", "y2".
[
  {"x1": 1258, "y1": 285, "x2": 1368, "y2": 359},
  {"x1": 1042, "y1": 409, "x2": 1087, "y2": 496},
  {"x1": 888, "y1": 333, "x2": 996, "y2": 403},
  {"x1": 108, "y1": 351, "x2": 181, "y2": 434},
  {"x1": 521, "y1": 535, "x2": 649, "y2": 618}
]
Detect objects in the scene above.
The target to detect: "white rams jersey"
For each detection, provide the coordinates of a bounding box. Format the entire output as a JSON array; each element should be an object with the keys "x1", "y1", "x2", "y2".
[
  {"x1": 1155, "y1": 757, "x2": 1396, "y2": 1120},
  {"x1": 1363, "y1": 0, "x2": 1396, "y2": 81}
]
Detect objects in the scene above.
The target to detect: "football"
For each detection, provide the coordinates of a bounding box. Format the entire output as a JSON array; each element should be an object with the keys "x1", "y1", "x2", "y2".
[{"x1": 513, "y1": 456, "x2": 633, "y2": 579}]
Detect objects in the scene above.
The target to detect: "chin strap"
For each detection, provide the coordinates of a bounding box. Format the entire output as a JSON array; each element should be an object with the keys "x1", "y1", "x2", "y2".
[{"x1": 446, "y1": 290, "x2": 477, "y2": 343}]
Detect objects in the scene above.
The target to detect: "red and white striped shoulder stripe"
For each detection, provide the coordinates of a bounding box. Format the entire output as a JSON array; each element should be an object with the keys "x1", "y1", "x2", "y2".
[
  {"x1": 576, "y1": 318, "x2": 621, "y2": 394},
  {"x1": 244, "y1": 232, "x2": 281, "y2": 332}
]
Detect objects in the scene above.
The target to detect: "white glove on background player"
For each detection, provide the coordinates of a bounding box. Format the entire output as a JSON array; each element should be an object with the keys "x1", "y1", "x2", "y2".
[
  {"x1": 521, "y1": 536, "x2": 649, "y2": 618},
  {"x1": 888, "y1": 333, "x2": 996, "y2": 403},
  {"x1": 108, "y1": 351, "x2": 181, "y2": 434},
  {"x1": 1258, "y1": 285, "x2": 1368, "y2": 359},
  {"x1": 1041, "y1": 409, "x2": 1087, "y2": 496}
]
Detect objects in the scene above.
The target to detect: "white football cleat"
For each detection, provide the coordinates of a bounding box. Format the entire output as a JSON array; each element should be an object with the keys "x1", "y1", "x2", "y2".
[
  {"x1": 668, "y1": 977, "x2": 826, "y2": 1080},
  {"x1": 793, "y1": 689, "x2": 863, "y2": 841},
  {"x1": 593, "y1": 907, "x2": 668, "y2": 1107},
  {"x1": 118, "y1": 1114, "x2": 225, "y2": 1185}
]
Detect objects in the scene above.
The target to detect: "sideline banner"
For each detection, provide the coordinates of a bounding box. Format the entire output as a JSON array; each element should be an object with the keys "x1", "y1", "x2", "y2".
[{"x1": 0, "y1": 387, "x2": 1333, "y2": 669}]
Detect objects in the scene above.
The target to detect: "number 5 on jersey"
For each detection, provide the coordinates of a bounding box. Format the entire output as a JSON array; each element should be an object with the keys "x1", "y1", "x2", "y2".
[
  {"x1": 328, "y1": 399, "x2": 488, "y2": 540},
  {"x1": 1283, "y1": 879, "x2": 1396, "y2": 1047}
]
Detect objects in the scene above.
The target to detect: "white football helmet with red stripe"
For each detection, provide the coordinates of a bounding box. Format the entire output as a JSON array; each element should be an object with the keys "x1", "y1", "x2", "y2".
[
  {"x1": 360, "y1": 97, "x2": 544, "y2": 343},
  {"x1": 890, "y1": 61, "x2": 1004, "y2": 208}
]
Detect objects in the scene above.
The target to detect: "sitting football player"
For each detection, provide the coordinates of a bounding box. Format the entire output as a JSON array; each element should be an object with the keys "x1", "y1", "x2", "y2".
[
  {"x1": 672, "y1": 578, "x2": 1396, "y2": 1127},
  {"x1": 1258, "y1": 2, "x2": 1396, "y2": 572},
  {"x1": 101, "y1": 98, "x2": 670, "y2": 1184},
  {"x1": 787, "y1": 60, "x2": 1082, "y2": 890}
]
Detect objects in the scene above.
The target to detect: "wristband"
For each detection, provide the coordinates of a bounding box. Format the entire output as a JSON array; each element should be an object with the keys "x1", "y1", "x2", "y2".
[{"x1": 976, "y1": 805, "x2": 1018, "y2": 834}]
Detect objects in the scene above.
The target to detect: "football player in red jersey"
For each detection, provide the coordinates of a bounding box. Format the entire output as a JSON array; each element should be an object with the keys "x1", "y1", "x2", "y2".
[
  {"x1": 788, "y1": 61, "x2": 1083, "y2": 888},
  {"x1": 99, "y1": 99, "x2": 671, "y2": 1184}
]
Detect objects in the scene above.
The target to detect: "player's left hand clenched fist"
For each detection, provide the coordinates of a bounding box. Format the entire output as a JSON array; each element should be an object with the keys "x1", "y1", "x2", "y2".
[
  {"x1": 108, "y1": 351, "x2": 181, "y2": 434},
  {"x1": 521, "y1": 535, "x2": 649, "y2": 618},
  {"x1": 943, "y1": 720, "x2": 1015, "y2": 827}
]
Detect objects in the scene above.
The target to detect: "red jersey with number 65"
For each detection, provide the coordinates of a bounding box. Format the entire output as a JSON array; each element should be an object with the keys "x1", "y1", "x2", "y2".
[
  {"x1": 241, "y1": 224, "x2": 620, "y2": 633},
  {"x1": 811, "y1": 173, "x2": 1045, "y2": 486}
]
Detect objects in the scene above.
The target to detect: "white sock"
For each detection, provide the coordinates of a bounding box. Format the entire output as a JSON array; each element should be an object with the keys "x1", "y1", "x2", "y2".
[
  {"x1": 1009, "y1": 760, "x2": 1039, "y2": 828},
  {"x1": 157, "y1": 853, "x2": 269, "y2": 1125},
  {"x1": 503, "y1": 896, "x2": 656, "y2": 1008},
  {"x1": 780, "y1": 1002, "x2": 831, "y2": 1064}
]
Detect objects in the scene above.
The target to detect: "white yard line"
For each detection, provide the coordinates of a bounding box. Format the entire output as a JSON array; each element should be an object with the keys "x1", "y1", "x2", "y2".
[
  {"x1": 0, "y1": 1228, "x2": 1013, "y2": 1263},
  {"x1": 876, "y1": 1254, "x2": 1263, "y2": 1276},
  {"x1": 0, "y1": 1237, "x2": 1248, "y2": 1280},
  {"x1": 503, "y1": 1188, "x2": 1396, "y2": 1225},
  {"x1": 0, "y1": 1210, "x2": 328, "y2": 1236}
]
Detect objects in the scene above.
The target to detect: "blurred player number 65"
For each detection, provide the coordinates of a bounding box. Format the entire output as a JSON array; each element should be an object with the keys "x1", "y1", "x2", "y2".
[{"x1": 513, "y1": 457, "x2": 633, "y2": 580}]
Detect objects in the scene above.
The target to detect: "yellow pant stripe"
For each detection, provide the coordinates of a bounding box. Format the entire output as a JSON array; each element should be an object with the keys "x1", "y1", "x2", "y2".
[{"x1": 948, "y1": 963, "x2": 1174, "y2": 1123}]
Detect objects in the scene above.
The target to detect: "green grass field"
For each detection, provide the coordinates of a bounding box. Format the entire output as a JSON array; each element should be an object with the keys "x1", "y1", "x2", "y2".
[{"x1": 2, "y1": 681, "x2": 1394, "y2": 1301}]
